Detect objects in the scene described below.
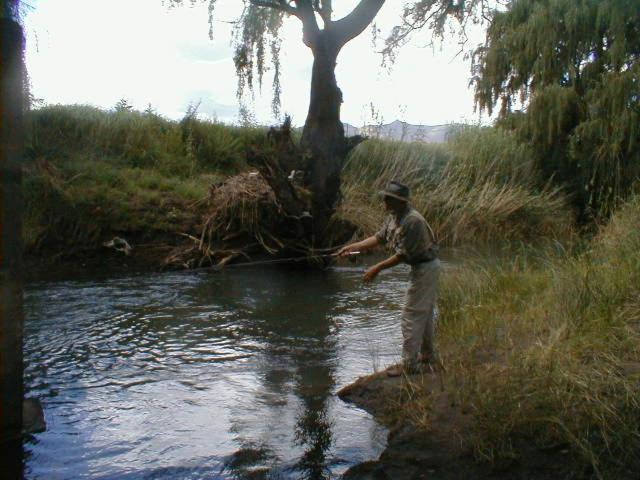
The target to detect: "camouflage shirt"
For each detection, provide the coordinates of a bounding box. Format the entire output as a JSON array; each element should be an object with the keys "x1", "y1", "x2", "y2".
[{"x1": 375, "y1": 206, "x2": 438, "y2": 265}]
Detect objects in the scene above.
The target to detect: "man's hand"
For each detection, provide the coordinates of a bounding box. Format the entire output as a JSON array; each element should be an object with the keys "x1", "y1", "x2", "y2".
[
  {"x1": 363, "y1": 254, "x2": 401, "y2": 282},
  {"x1": 336, "y1": 236, "x2": 379, "y2": 258},
  {"x1": 336, "y1": 244, "x2": 359, "y2": 258},
  {"x1": 363, "y1": 265, "x2": 380, "y2": 282}
]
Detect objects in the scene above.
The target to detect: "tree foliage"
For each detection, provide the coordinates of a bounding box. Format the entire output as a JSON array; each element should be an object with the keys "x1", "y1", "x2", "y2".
[
  {"x1": 473, "y1": 0, "x2": 640, "y2": 217},
  {"x1": 168, "y1": 1, "x2": 287, "y2": 117},
  {"x1": 232, "y1": 5, "x2": 284, "y2": 117},
  {"x1": 388, "y1": 0, "x2": 639, "y2": 218},
  {"x1": 169, "y1": 1, "x2": 385, "y2": 119},
  {"x1": 1, "y1": 0, "x2": 20, "y2": 20},
  {"x1": 382, "y1": 0, "x2": 501, "y2": 64}
]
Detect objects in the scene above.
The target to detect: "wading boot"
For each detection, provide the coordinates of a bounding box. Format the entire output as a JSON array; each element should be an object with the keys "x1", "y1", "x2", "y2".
[
  {"x1": 386, "y1": 362, "x2": 421, "y2": 377},
  {"x1": 385, "y1": 365, "x2": 403, "y2": 377}
]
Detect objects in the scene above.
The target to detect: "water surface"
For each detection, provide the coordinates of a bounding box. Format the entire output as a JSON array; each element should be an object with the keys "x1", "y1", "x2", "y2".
[{"x1": 24, "y1": 264, "x2": 413, "y2": 479}]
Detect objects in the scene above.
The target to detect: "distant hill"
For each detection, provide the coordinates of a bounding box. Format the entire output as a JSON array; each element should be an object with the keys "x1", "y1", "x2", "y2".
[{"x1": 343, "y1": 120, "x2": 457, "y2": 143}]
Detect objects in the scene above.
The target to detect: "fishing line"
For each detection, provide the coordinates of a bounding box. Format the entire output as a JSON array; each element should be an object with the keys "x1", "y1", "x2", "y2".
[{"x1": 212, "y1": 251, "x2": 361, "y2": 271}]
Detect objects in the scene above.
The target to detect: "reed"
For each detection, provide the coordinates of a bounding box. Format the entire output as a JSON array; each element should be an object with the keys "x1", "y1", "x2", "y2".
[
  {"x1": 392, "y1": 197, "x2": 640, "y2": 477},
  {"x1": 340, "y1": 126, "x2": 573, "y2": 245}
]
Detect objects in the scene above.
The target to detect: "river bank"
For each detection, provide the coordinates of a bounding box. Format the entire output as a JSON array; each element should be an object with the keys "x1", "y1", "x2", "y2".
[
  {"x1": 338, "y1": 370, "x2": 575, "y2": 480},
  {"x1": 23, "y1": 105, "x2": 573, "y2": 278},
  {"x1": 22, "y1": 232, "x2": 178, "y2": 282},
  {"x1": 337, "y1": 196, "x2": 640, "y2": 479}
]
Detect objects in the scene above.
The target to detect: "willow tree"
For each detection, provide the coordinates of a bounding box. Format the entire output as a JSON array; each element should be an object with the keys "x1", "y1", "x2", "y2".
[
  {"x1": 473, "y1": 0, "x2": 640, "y2": 218},
  {"x1": 388, "y1": 0, "x2": 640, "y2": 218},
  {"x1": 381, "y1": 0, "x2": 497, "y2": 62},
  {"x1": 171, "y1": 0, "x2": 385, "y2": 239}
]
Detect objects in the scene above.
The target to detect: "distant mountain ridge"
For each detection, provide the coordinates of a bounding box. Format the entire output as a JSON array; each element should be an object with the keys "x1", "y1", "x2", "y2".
[{"x1": 343, "y1": 120, "x2": 457, "y2": 143}]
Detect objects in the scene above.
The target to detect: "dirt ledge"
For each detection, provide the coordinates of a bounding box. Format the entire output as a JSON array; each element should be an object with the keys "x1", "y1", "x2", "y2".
[
  {"x1": 23, "y1": 234, "x2": 183, "y2": 282},
  {"x1": 338, "y1": 370, "x2": 583, "y2": 480}
]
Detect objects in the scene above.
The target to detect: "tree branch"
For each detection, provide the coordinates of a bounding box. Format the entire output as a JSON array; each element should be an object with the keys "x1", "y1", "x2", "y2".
[
  {"x1": 249, "y1": 0, "x2": 300, "y2": 18},
  {"x1": 293, "y1": 0, "x2": 320, "y2": 47},
  {"x1": 318, "y1": 0, "x2": 332, "y2": 26},
  {"x1": 332, "y1": 0, "x2": 385, "y2": 47},
  {"x1": 381, "y1": 1, "x2": 494, "y2": 65}
]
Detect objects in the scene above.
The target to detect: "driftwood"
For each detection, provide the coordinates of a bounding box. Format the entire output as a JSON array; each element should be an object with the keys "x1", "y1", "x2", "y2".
[
  {"x1": 246, "y1": 147, "x2": 306, "y2": 220},
  {"x1": 163, "y1": 118, "x2": 357, "y2": 270}
]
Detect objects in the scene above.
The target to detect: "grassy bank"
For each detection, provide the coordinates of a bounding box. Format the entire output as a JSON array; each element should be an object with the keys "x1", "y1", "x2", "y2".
[
  {"x1": 23, "y1": 105, "x2": 267, "y2": 254},
  {"x1": 385, "y1": 196, "x2": 640, "y2": 477},
  {"x1": 23, "y1": 105, "x2": 574, "y2": 264}
]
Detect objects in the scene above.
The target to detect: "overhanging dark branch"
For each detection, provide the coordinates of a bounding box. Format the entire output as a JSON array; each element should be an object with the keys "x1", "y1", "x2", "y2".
[{"x1": 249, "y1": 0, "x2": 300, "y2": 18}]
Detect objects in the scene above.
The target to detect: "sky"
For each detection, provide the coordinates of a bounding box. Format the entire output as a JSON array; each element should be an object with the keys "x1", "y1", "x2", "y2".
[{"x1": 23, "y1": 0, "x2": 488, "y2": 127}]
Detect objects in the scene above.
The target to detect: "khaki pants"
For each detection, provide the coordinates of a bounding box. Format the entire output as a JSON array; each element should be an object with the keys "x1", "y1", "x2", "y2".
[{"x1": 401, "y1": 258, "x2": 441, "y2": 366}]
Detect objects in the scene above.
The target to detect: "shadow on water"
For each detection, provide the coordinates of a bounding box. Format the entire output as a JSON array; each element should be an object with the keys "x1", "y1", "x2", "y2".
[{"x1": 204, "y1": 268, "x2": 342, "y2": 479}]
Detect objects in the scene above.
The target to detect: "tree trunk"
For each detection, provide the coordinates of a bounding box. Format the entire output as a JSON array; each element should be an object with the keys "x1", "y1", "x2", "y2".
[
  {"x1": 301, "y1": 31, "x2": 346, "y2": 243},
  {"x1": 0, "y1": 15, "x2": 25, "y2": 480},
  {"x1": 260, "y1": 0, "x2": 384, "y2": 247}
]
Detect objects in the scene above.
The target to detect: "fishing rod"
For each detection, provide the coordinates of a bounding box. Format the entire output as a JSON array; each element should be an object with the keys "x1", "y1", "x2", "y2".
[{"x1": 212, "y1": 251, "x2": 361, "y2": 271}]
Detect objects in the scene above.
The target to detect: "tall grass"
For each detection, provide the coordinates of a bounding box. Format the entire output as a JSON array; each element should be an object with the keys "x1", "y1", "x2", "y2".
[
  {"x1": 24, "y1": 107, "x2": 574, "y2": 253},
  {"x1": 340, "y1": 126, "x2": 573, "y2": 244},
  {"x1": 393, "y1": 196, "x2": 640, "y2": 477},
  {"x1": 337, "y1": 139, "x2": 450, "y2": 235},
  {"x1": 27, "y1": 104, "x2": 264, "y2": 176},
  {"x1": 23, "y1": 105, "x2": 267, "y2": 251}
]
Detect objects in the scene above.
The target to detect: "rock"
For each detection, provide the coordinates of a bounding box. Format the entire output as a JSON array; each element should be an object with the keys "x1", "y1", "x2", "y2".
[
  {"x1": 342, "y1": 460, "x2": 391, "y2": 479},
  {"x1": 23, "y1": 397, "x2": 46, "y2": 434},
  {"x1": 103, "y1": 236, "x2": 133, "y2": 256},
  {"x1": 222, "y1": 446, "x2": 274, "y2": 479}
]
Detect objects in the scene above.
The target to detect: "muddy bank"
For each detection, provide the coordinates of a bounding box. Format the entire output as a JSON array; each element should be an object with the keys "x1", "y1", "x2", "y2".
[
  {"x1": 23, "y1": 169, "x2": 358, "y2": 282},
  {"x1": 338, "y1": 370, "x2": 582, "y2": 480},
  {"x1": 23, "y1": 233, "x2": 183, "y2": 282}
]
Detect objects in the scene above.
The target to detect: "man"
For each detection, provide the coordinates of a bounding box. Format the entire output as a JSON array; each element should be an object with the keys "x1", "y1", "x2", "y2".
[{"x1": 337, "y1": 181, "x2": 441, "y2": 377}]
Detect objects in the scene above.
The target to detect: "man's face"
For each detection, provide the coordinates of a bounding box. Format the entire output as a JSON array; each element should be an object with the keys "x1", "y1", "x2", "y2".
[{"x1": 384, "y1": 196, "x2": 407, "y2": 214}]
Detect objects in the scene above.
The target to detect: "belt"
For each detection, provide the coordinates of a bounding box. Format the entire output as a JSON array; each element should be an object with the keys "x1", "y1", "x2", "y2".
[{"x1": 409, "y1": 256, "x2": 437, "y2": 266}]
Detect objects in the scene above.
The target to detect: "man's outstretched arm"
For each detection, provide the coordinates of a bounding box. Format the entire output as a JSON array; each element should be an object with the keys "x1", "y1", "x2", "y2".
[{"x1": 336, "y1": 236, "x2": 379, "y2": 257}]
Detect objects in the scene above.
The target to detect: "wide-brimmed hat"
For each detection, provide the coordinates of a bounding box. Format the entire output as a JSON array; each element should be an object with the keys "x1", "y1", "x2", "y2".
[{"x1": 379, "y1": 181, "x2": 410, "y2": 202}]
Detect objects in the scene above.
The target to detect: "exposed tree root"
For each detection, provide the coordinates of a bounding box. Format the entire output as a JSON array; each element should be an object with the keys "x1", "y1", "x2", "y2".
[{"x1": 163, "y1": 120, "x2": 357, "y2": 270}]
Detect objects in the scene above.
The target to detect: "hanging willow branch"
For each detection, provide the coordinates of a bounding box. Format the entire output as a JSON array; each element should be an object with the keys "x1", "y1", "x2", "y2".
[
  {"x1": 473, "y1": 0, "x2": 640, "y2": 217},
  {"x1": 168, "y1": 0, "x2": 386, "y2": 119},
  {"x1": 381, "y1": 0, "x2": 501, "y2": 65}
]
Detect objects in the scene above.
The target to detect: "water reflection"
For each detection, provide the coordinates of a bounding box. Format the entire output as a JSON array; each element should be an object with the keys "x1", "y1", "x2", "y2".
[
  {"x1": 289, "y1": 280, "x2": 337, "y2": 480},
  {"x1": 208, "y1": 269, "x2": 340, "y2": 478},
  {"x1": 23, "y1": 266, "x2": 395, "y2": 479}
]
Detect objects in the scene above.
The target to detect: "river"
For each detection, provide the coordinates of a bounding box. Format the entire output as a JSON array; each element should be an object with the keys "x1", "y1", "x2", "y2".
[{"x1": 23, "y1": 263, "x2": 416, "y2": 479}]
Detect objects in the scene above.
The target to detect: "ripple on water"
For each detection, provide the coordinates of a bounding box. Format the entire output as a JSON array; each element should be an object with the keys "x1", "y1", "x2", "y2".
[{"x1": 23, "y1": 267, "x2": 411, "y2": 478}]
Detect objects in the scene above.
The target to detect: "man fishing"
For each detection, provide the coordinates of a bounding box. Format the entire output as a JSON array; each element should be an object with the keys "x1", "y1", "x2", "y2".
[{"x1": 337, "y1": 181, "x2": 440, "y2": 377}]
